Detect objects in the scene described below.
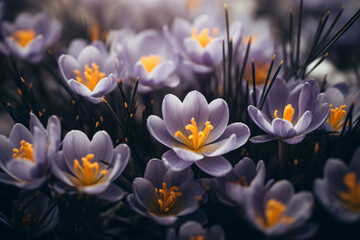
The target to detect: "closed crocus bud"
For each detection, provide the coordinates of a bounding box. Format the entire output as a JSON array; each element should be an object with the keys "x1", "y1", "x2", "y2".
[
  {"x1": 127, "y1": 159, "x2": 205, "y2": 225},
  {"x1": 0, "y1": 11, "x2": 61, "y2": 64},
  {"x1": 211, "y1": 157, "x2": 267, "y2": 207},
  {"x1": 248, "y1": 78, "x2": 330, "y2": 144},
  {"x1": 0, "y1": 113, "x2": 61, "y2": 189},
  {"x1": 314, "y1": 147, "x2": 360, "y2": 222},
  {"x1": 51, "y1": 130, "x2": 130, "y2": 202},
  {"x1": 147, "y1": 90, "x2": 250, "y2": 177},
  {"x1": 166, "y1": 221, "x2": 225, "y2": 240}
]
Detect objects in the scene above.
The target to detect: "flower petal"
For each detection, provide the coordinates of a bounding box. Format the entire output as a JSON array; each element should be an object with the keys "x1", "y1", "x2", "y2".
[
  {"x1": 162, "y1": 150, "x2": 194, "y2": 171},
  {"x1": 195, "y1": 156, "x2": 232, "y2": 177},
  {"x1": 146, "y1": 115, "x2": 180, "y2": 148}
]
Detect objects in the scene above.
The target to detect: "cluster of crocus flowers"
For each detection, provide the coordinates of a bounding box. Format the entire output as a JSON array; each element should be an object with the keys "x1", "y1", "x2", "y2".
[
  {"x1": 245, "y1": 180, "x2": 316, "y2": 238},
  {"x1": 0, "y1": 113, "x2": 61, "y2": 189},
  {"x1": 122, "y1": 29, "x2": 180, "y2": 93},
  {"x1": 58, "y1": 42, "x2": 122, "y2": 103},
  {"x1": 51, "y1": 130, "x2": 130, "y2": 201},
  {"x1": 248, "y1": 78, "x2": 330, "y2": 144},
  {"x1": 147, "y1": 90, "x2": 250, "y2": 177},
  {"x1": 0, "y1": 11, "x2": 61, "y2": 63},
  {"x1": 127, "y1": 159, "x2": 205, "y2": 225},
  {"x1": 314, "y1": 147, "x2": 360, "y2": 222}
]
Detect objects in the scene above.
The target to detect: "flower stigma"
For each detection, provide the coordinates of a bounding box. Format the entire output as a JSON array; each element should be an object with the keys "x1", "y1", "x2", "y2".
[
  {"x1": 257, "y1": 198, "x2": 294, "y2": 228},
  {"x1": 72, "y1": 154, "x2": 108, "y2": 186},
  {"x1": 10, "y1": 29, "x2": 36, "y2": 48},
  {"x1": 339, "y1": 172, "x2": 360, "y2": 211},
  {"x1": 74, "y1": 63, "x2": 106, "y2": 91},
  {"x1": 274, "y1": 104, "x2": 295, "y2": 124},
  {"x1": 12, "y1": 140, "x2": 35, "y2": 163},
  {"x1": 328, "y1": 104, "x2": 347, "y2": 131},
  {"x1": 191, "y1": 28, "x2": 218, "y2": 48},
  {"x1": 139, "y1": 55, "x2": 163, "y2": 73},
  {"x1": 154, "y1": 182, "x2": 183, "y2": 214},
  {"x1": 236, "y1": 176, "x2": 249, "y2": 187},
  {"x1": 175, "y1": 118, "x2": 214, "y2": 150}
]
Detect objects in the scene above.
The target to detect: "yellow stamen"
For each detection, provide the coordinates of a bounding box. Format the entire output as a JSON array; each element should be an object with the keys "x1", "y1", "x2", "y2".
[
  {"x1": 236, "y1": 176, "x2": 249, "y2": 187},
  {"x1": 257, "y1": 198, "x2": 295, "y2": 228},
  {"x1": 139, "y1": 55, "x2": 163, "y2": 73},
  {"x1": 10, "y1": 29, "x2": 36, "y2": 48},
  {"x1": 175, "y1": 118, "x2": 213, "y2": 150},
  {"x1": 12, "y1": 140, "x2": 35, "y2": 163},
  {"x1": 154, "y1": 182, "x2": 183, "y2": 214},
  {"x1": 72, "y1": 154, "x2": 108, "y2": 186},
  {"x1": 274, "y1": 104, "x2": 295, "y2": 123},
  {"x1": 191, "y1": 28, "x2": 218, "y2": 48},
  {"x1": 339, "y1": 172, "x2": 360, "y2": 211},
  {"x1": 74, "y1": 62, "x2": 106, "y2": 91},
  {"x1": 327, "y1": 104, "x2": 347, "y2": 131}
]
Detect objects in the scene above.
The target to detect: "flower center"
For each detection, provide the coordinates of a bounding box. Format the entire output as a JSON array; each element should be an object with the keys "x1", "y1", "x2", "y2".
[
  {"x1": 191, "y1": 28, "x2": 218, "y2": 48},
  {"x1": 236, "y1": 176, "x2": 249, "y2": 187},
  {"x1": 327, "y1": 104, "x2": 347, "y2": 131},
  {"x1": 72, "y1": 154, "x2": 108, "y2": 186},
  {"x1": 175, "y1": 118, "x2": 214, "y2": 150},
  {"x1": 154, "y1": 182, "x2": 183, "y2": 214},
  {"x1": 139, "y1": 55, "x2": 163, "y2": 73},
  {"x1": 190, "y1": 236, "x2": 205, "y2": 240},
  {"x1": 339, "y1": 172, "x2": 360, "y2": 211},
  {"x1": 12, "y1": 140, "x2": 35, "y2": 163},
  {"x1": 274, "y1": 104, "x2": 295, "y2": 124},
  {"x1": 257, "y1": 198, "x2": 295, "y2": 228},
  {"x1": 10, "y1": 29, "x2": 36, "y2": 48},
  {"x1": 73, "y1": 62, "x2": 106, "y2": 91}
]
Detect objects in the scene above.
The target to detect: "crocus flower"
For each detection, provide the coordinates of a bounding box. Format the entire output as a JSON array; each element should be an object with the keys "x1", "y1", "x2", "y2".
[
  {"x1": 212, "y1": 157, "x2": 266, "y2": 206},
  {"x1": 245, "y1": 180, "x2": 317, "y2": 239},
  {"x1": 51, "y1": 130, "x2": 130, "y2": 202},
  {"x1": 11, "y1": 191, "x2": 59, "y2": 238},
  {"x1": 318, "y1": 82, "x2": 360, "y2": 132},
  {"x1": 314, "y1": 147, "x2": 360, "y2": 222},
  {"x1": 248, "y1": 77, "x2": 330, "y2": 144},
  {"x1": 166, "y1": 220, "x2": 225, "y2": 240},
  {"x1": 123, "y1": 29, "x2": 180, "y2": 93},
  {"x1": 58, "y1": 42, "x2": 123, "y2": 103},
  {"x1": 0, "y1": 11, "x2": 61, "y2": 64},
  {"x1": 0, "y1": 113, "x2": 61, "y2": 189},
  {"x1": 127, "y1": 159, "x2": 205, "y2": 225},
  {"x1": 147, "y1": 90, "x2": 250, "y2": 177},
  {"x1": 170, "y1": 14, "x2": 242, "y2": 73}
]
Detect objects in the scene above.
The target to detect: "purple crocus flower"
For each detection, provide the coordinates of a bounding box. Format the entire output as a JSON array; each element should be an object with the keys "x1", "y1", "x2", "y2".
[
  {"x1": 123, "y1": 29, "x2": 180, "y2": 93},
  {"x1": 248, "y1": 77, "x2": 330, "y2": 144},
  {"x1": 127, "y1": 159, "x2": 205, "y2": 225},
  {"x1": 51, "y1": 130, "x2": 130, "y2": 202},
  {"x1": 58, "y1": 41, "x2": 123, "y2": 103},
  {"x1": 314, "y1": 147, "x2": 360, "y2": 222},
  {"x1": 169, "y1": 14, "x2": 242, "y2": 73},
  {"x1": 318, "y1": 82, "x2": 360, "y2": 132},
  {"x1": 245, "y1": 180, "x2": 317, "y2": 239},
  {"x1": 12, "y1": 191, "x2": 59, "y2": 238},
  {"x1": 0, "y1": 113, "x2": 61, "y2": 189},
  {"x1": 212, "y1": 157, "x2": 266, "y2": 206},
  {"x1": 166, "y1": 220, "x2": 225, "y2": 240},
  {"x1": 147, "y1": 90, "x2": 250, "y2": 177},
  {"x1": 0, "y1": 11, "x2": 61, "y2": 64}
]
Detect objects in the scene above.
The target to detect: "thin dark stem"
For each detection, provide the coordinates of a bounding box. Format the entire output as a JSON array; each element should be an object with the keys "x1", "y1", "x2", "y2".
[{"x1": 278, "y1": 140, "x2": 287, "y2": 178}]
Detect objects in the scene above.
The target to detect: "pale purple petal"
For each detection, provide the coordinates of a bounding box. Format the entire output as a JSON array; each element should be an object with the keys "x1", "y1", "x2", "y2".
[
  {"x1": 294, "y1": 111, "x2": 312, "y2": 134},
  {"x1": 91, "y1": 74, "x2": 117, "y2": 98},
  {"x1": 204, "y1": 99, "x2": 229, "y2": 144},
  {"x1": 144, "y1": 159, "x2": 168, "y2": 189},
  {"x1": 272, "y1": 118, "x2": 296, "y2": 139},
  {"x1": 132, "y1": 177, "x2": 158, "y2": 210},
  {"x1": 195, "y1": 156, "x2": 232, "y2": 177},
  {"x1": 97, "y1": 183, "x2": 124, "y2": 202},
  {"x1": 173, "y1": 147, "x2": 204, "y2": 161},
  {"x1": 68, "y1": 79, "x2": 92, "y2": 97},
  {"x1": 9, "y1": 124, "x2": 32, "y2": 148},
  {"x1": 147, "y1": 115, "x2": 180, "y2": 148},
  {"x1": 298, "y1": 82, "x2": 314, "y2": 116},
  {"x1": 162, "y1": 150, "x2": 194, "y2": 171},
  {"x1": 182, "y1": 90, "x2": 209, "y2": 131},
  {"x1": 250, "y1": 134, "x2": 277, "y2": 143}
]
